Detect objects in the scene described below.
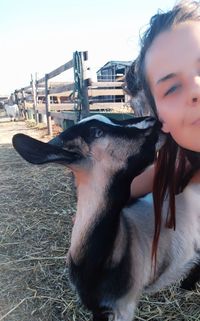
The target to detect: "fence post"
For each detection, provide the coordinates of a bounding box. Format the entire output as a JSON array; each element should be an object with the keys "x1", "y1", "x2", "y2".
[
  {"x1": 35, "y1": 73, "x2": 39, "y2": 123},
  {"x1": 45, "y1": 74, "x2": 53, "y2": 136},
  {"x1": 80, "y1": 51, "x2": 90, "y2": 118},
  {"x1": 21, "y1": 89, "x2": 27, "y2": 119},
  {"x1": 31, "y1": 74, "x2": 38, "y2": 124}
]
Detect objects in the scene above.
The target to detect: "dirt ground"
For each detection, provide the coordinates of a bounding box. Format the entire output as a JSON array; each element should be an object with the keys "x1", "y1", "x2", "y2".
[
  {"x1": 0, "y1": 116, "x2": 90, "y2": 321},
  {"x1": 0, "y1": 113, "x2": 200, "y2": 321}
]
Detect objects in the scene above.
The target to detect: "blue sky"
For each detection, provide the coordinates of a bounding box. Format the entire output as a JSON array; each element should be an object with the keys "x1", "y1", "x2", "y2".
[{"x1": 0, "y1": 0, "x2": 176, "y2": 94}]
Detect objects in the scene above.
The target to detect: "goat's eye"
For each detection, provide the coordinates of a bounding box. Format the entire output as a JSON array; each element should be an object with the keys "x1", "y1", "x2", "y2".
[{"x1": 89, "y1": 127, "x2": 103, "y2": 138}]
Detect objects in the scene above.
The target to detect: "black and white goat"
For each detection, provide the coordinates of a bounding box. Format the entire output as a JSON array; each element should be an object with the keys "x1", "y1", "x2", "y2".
[{"x1": 12, "y1": 115, "x2": 200, "y2": 321}]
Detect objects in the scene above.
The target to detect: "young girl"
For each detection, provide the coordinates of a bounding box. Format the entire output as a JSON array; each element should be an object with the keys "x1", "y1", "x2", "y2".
[{"x1": 126, "y1": 0, "x2": 200, "y2": 263}]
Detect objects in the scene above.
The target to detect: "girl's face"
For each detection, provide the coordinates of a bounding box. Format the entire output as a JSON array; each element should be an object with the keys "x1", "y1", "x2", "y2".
[{"x1": 145, "y1": 21, "x2": 200, "y2": 152}]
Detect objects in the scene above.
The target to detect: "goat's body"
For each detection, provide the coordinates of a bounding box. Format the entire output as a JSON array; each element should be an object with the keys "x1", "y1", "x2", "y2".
[
  {"x1": 12, "y1": 115, "x2": 200, "y2": 321},
  {"x1": 68, "y1": 183, "x2": 200, "y2": 321}
]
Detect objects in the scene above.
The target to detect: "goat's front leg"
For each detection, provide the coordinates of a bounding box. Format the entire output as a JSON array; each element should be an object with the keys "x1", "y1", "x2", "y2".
[
  {"x1": 92, "y1": 299, "x2": 137, "y2": 321},
  {"x1": 114, "y1": 297, "x2": 137, "y2": 321},
  {"x1": 180, "y1": 261, "x2": 200, "y2": 290}
]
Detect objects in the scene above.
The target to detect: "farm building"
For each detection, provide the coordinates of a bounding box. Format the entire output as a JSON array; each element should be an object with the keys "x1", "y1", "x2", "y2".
[
  {"x1": 96, "y1": 60, "x2": 132, "y2": 82},
  {"x1": 96, "y1": 61, "x2": 132, "y2": 103},
  {"x1": 0, "y1": 94, "x2": 9, "y2": 107}
]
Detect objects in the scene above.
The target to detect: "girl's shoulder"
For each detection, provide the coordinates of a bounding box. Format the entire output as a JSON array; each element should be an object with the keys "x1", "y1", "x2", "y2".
[
  {"x1": 189, "y1": 169, "x2": 200, "y2": 184},
  {"x1": 175, "y1": 177, "x2": 200, "y2": 215},
  {"x1": 180, "y1": 170, "x2": 200, "y2": 204}
]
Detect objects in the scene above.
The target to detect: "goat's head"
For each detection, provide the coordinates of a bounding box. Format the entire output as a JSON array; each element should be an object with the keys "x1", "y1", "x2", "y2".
[
  {"x1": 12, "y1": 115, "x2": 162, "y2": 175},
  {"x1": 12, "y1": 115, "x2": 162, "y2": 184}
]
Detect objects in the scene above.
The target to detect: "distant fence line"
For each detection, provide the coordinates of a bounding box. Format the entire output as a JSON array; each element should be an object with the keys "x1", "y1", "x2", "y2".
[{"x1": 14, "y1": 51, "x2": 132, "y2": 135}]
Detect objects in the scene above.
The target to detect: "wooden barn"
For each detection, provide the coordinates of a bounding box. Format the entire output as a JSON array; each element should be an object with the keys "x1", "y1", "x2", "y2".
[
  {"x1": 96, "y1": 61, "x2": 132, "y2": 102},
  {"x1": 96, "y1": 60, "x2": 132, "y2": 82},
  {"x1": 0, "y1": 94, "x2": 9, "y2": 107}
]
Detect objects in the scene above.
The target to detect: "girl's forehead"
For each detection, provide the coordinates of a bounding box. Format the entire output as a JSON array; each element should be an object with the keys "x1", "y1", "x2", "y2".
[{"x1": 145, "y1": 21, "x2": 200, "y2": 85}]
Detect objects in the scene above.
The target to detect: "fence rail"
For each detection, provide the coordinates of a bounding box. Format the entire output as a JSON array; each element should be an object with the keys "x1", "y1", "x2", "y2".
[{"x1": 14, "y1": 51, "x2": 132, "y2": 134}]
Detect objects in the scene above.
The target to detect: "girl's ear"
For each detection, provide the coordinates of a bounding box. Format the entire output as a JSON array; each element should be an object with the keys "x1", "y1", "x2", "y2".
[{"x1": 159, "y1": 118, "x2": 170, "y2": 133}]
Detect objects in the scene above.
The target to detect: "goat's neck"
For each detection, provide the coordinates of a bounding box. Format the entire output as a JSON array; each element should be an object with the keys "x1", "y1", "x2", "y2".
[{"x1": 69, "y1": 167, "x2": 131, "y2": 265}]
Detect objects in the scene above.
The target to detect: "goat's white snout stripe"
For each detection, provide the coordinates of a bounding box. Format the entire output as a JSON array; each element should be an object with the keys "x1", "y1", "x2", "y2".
[{"x1": 80, "y1": 115, "x2": 156, "y2": 129}]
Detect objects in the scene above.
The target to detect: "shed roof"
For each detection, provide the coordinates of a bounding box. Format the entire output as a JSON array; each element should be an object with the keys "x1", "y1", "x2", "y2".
[{"x1": 96, "y1": 61, "x2": 132, "y2": 73}]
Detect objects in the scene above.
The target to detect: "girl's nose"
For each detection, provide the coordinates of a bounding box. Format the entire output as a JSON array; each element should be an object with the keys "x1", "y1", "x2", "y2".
[
  {"x1": 192, "y1": 97, "x2": 198, "y2": 103},
  {"x1": 189, "y1": 76, "x2": 200, "y2": 106}
]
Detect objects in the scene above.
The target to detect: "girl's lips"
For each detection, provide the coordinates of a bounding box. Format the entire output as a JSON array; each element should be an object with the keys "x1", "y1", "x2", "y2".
[{"x1": 191, "y1": 118, "x2": 200, "y2": 125}]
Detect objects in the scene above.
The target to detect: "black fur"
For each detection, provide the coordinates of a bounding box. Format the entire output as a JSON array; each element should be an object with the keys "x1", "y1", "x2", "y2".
[
  {"x1": 180, "y1": 242, "x2": 200, "y2": 290},
  {"x1": 92, "y1": 308, "x2": 114, "y2": 321},
  {"x1": 68, "y1": 198, "x2": 132, "y2": 311},
  {"x1": 180, "y1": 262, "x2": 200, "y2": 290}
]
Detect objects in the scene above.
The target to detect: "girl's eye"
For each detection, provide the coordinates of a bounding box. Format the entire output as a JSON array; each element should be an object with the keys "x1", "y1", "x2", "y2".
[{"x1": 164, "y1": 84, "x2": 181, "y2": 97}]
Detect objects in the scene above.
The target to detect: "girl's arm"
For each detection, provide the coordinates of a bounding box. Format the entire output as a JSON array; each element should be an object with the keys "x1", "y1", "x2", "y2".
[{"x1": 130, "y1": 165, "x2": 155, "y2": 198}]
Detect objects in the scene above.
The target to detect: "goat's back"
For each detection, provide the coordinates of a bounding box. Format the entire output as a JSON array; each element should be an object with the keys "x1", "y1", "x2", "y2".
[{"x1": 123, "y1": 183, "x2": 200, "y2": 291}]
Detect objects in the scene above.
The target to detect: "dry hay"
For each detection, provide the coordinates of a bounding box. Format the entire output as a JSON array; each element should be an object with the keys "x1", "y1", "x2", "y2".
[{"x1": 0, "y1": 143, "x2": 200, "y2": 321}]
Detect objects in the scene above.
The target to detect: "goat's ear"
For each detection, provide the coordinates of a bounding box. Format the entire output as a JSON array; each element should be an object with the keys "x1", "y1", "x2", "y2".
[{"x1": 12, "y1": 133, "x2": 81, "y2": 165}]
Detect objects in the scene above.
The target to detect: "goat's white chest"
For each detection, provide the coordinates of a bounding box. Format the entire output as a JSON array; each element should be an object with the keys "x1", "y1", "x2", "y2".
[{"x1": 148, "y1": 183, "x2": 200, "y2": 292}]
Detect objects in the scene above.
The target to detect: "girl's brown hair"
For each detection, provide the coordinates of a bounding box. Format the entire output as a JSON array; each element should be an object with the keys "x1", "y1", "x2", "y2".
[
  {"x1": 125, "y1": 1, "x2": 200, "y2": 267},
  {"x1": 152, "y1": 138, "x2": 200, "y2": 266}
]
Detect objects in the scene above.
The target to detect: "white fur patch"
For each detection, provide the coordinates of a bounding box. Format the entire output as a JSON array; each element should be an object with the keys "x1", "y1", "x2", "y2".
[{"x1": 80, "y1": 114, "x2": 155, "y2": 129}]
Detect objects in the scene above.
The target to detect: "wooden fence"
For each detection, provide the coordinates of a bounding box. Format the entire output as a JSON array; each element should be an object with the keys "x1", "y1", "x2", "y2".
[{"x1": 14, "y1": 51, "x2": 133, "y2": 135}]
